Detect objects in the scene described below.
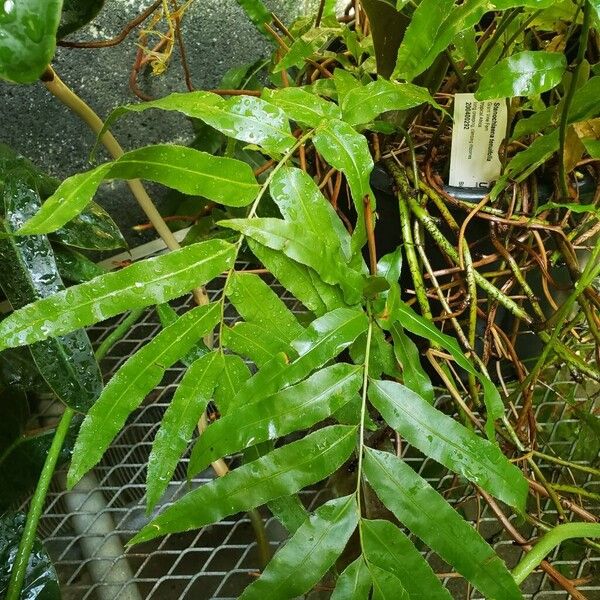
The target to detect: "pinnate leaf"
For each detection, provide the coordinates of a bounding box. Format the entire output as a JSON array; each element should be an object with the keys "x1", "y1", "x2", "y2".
[
  {"x1": 342, "y1": 79, "x2": 438, "y2": 126},
  {"x1": 213, "y1": 353, "x2": 251, "y2": 416},
  {"x1": 270, "y1": 166, "x2": 351, "y2": 259},
  {"x1": 222, "y1": 322, "x2": 289, "y2": 366},
  {"x1": 188, "y1": 363, "x2": 362, "y2": 476},
  {"x1": 369, "y1": 564, "x2": 409, "y2": 600},
  {"x1": 129, "y1": 425, "x2": 357, "y2": 545},
  {"x1": 102, "y1": 92, "x2": 295, "y2": 155},
  {"x1": 231, "y1": 307, "x2": 369, "y2": 408},
  {"x1": 146, "y1": 351, "x2": 224, "y2": 512},
  {"x1": 262, "y1": 87, "x2": 341, "y2": 127},
  {"x1": 247, "y1": 239, "x2": 329, "y2": 315},
  {"x1": 18, "y1": 145, "x2": 259, "y2": 234},
  {"x1": 476, "y1": 51, "x2": 566, "y2": 100},
  {"x1": 331, "y1": 557, "x2": 372, "y2": 600},
  {"x1": 68, "y1": 303, "x2": 221, "y2": 488},
  {"x1": 0, "y1": 240, "x2": 235, "y2": 350},
  {"x1": 240, "y1": 495, "x2": 358, "y2": 599},
  {"x1": 313, "y1": 119, "x2": 374, "y2": 251},
  {"x1": 221, "y1": 218, "x2": 363, "y2": 304},
  {"x1": 226, "y1": 271, "x2": 304, "y2": 343},
  {"x1": 361, "y1": 518, "x2": 452, "y2": 600},
  {"x1": 364, "y1": 448, "x2": 523, "y2": 600},
  {"x1": 393, "y1": 0, "x2": 486, "y2": 81},
  {"x1": 368, "y1": 379, "x2": 528, "y2": 509}
]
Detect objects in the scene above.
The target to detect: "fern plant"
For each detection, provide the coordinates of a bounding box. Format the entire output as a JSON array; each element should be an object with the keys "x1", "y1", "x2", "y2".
[{"x1": 3, "y1": 0, "x2": 600, "y2": 598}]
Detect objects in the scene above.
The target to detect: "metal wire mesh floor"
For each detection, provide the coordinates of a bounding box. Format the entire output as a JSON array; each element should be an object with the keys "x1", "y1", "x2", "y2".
[{"x1": 18, "y1": 268, "x2": 600, "y2": 599}]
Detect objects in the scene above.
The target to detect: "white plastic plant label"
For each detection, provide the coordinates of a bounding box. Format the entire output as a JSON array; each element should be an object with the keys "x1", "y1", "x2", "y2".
[{"x1": 448, "y1": 93, "x2": 507, "y2": 188}]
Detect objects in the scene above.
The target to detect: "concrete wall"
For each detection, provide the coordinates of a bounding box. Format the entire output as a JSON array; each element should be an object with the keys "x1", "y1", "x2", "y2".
[{"x1": 0, "y1": 0, "x2": 310, "y2": 244}]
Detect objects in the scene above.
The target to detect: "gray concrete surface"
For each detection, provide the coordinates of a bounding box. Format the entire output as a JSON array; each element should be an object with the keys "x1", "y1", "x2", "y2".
[{"x1": 0, "y1": 0, "x2": 311, "y2": 246}]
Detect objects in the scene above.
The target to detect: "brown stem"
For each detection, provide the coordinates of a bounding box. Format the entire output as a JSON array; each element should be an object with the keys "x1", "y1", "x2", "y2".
[
  {"x1": 364, "y1": 196, "x2": 378, "y2": 275},
  {"x1": 58, "y1": 0, "x2": 162, "y2": 48}
]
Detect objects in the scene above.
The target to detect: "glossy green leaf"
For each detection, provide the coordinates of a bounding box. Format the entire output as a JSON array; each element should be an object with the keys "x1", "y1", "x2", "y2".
[
  {"x1": 213, "y1": 353, "x2": 251, "y2": 416},
  {"x1": 0, "y1": 172, "x2": 103, "y2": 412},
  {"x1": 0, "y1": 347, "x2": 50, "y2": 394},
  {"x1": 226, "y1": 271, "x2": 304, "y2": 343},
  {"x1": 362, "y1": 276, "x2": 390, "y2": 299},
  {"x1": 333, "y1": 69, "x2": 361, "y2": 104},
  {"x1": 390, "y1": 323, "x2": 434, "y2": 404},
  {"x1": 18, "y1": 145, "x2": 259, "y2": 234},
  {"x1": 156, "y1": 302, "x2": 209, "y2": 367},
  {"x1": 393, "y1": 0, "x2": 486, "y2": 81},
  {"x1": 51, "y1": 201, "x2": 126, "y2": 250},
  {"x1": 369, "y1": 379, "x2": 528, "y2": 509},
  {"x1": 0, "y1": 419, "x2": 80, "y2": 510},
  {"x1": 0, "y1": 388, "x2": 29, "y2": 453},
  {"x1": 377, "y1": 247, "x2": 402, "y2": 286},
  {"x1": 512, "y1": 106, "x2": 554, "y2": 139},
  {"x1": 313, "y1": 119, "x2": 374, "y2": 250},
  {"x1": 240, "y1": 495, "x2": 358, "y2": 599},
  {"x1": 231, "y1": 307, "x2": 369, "y2": 407},
  {"x1": 221, "y1": 218, "x2": 362, "y2": 304},
  {"x1": 307, "y1": 268, "x2": 349, "y2": 311},
  {"x1": 492, "y1": 0, "x2": 555, "y2": 8},
  {"x1": 0, "y1": 239, "x2": 235, "y2": 350},
  {"x1": 369, "y1": 563, "x2": 409, "y2": 600},
  {"x1": 262, "y1": 87, "x2": 341, "y2": 127},
  {"x1": 240, "y1": 443, "x2": 309, "y2": 535},
  {"x1": 386, "y1": 300, "x2": 473, "y2": 372},
  {"x1": 331, "y1": 556, "x2": 372, "y2": 600},
  {"x1": 351, "y1": 325, "x2": 399, "y2": 379},
  {"x1": 313, "y1": 119, "x2": 374, "y2": 206},
  {"x1": 58, "y1": 0, "x2": 105, "y2": 37},
  {"x1": 0, "y1": 512, "x2": 61, "y2": 600},
  {"x1": 491, "y1": 130, "x2": 559, "y2": 198},
  {"x1": 0, "y1": 144, "x2": 59, "y2": 199},
  {"x1": 248, "y1": 239, "x2": 329, "y2": 315},
  {"x1": 476, "y1": 51, "x2": 566, "y2": 100},
  {"x1": 493, "y1": 77, "x2": 600, "y2": 196},
  {"x1": 582, "y1": 137, "x2": 600, "y2": 158},
  {"x1": 361, "y1": 0, "x2": 409, "y2": 78},
  {"x1": 54, "y1": 246, "x2": 106, "y2": 283},
  {"x1": 188, "y1": 363, "x2": 362, "y2": 475},
  {"x1": 103, "y1": 92, "x2": 295, "y2": 155},
  {"x1": 385, "y1": 293, "x2": 503, "y2": 438},
  {"x1": 235, "y1": 0, "x2": 271, "y2": 35},
  {"x1": 454, "y1": 27, "x2": 478, "y2": 66},
  {"x1": 67, "y1": 303, "x2": 221, "y2": 488},
  {"x1": 342, "y1": 79, "x2": 437, "y2": 126},
  {"x1": 536, "y1": 201, "x2": 599, "y2": 215},
  {"x1": 0, "y1": 0, "x2": 62, "y2": 83},
  {"x1": 270, "y1": 166, "x2": 351, "y2": 258},
  {"x1": 361, "y1": 518, "x2": 451, "y2": 600},
  {"x1": 130, "y1": 425, "x2": 357, "y2": 545},
  {"x1": 274, "y1": 27, "x2": 340, "y2": 72},
  {"x1": 222, "y1": 322, "x2": 288, "y2": 366},
  {"x1": 364, "y1": 448, "x2": 523, "y2": 600},
  {"x1": 146, "y1": 351, "x2": 224, "y2": 512}
]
